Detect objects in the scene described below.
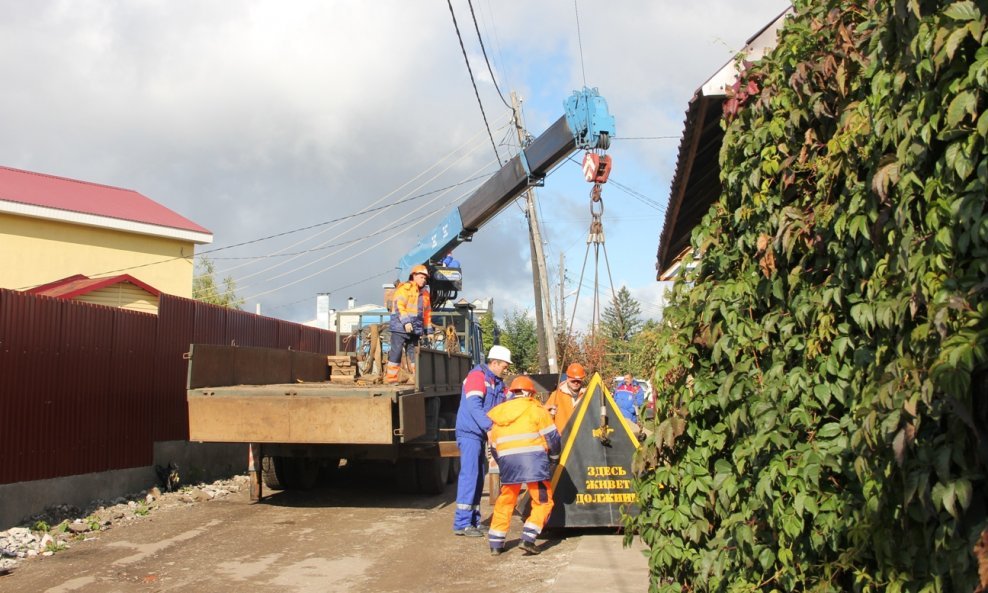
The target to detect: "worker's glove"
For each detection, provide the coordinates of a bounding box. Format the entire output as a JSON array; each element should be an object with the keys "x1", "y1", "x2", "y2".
[{"x1": 404, "y1": 323, "x2": 413, "y2": 333}]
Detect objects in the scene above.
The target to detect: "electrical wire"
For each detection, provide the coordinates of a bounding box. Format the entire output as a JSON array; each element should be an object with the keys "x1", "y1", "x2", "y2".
[
  {"x1": 234, "y1": 156, "x2": 497, "y2": 301},
  {"x1": 197, "y1": 115, "x2": 514, "y2": 301},
  {"x1": 563, "y1": 155, "x2": 664, "y2": 211},
  {"x1": 467, "y1": 0, "x2": 511, "y2": 110},
  {"x1": 264, "y1": 271, "x2": 393, "y2": 312},
  {"x1": 447, "y1": 0, "x2": 502, "y2": 166},
  {"x1": 217, "y1": 114, "x2": 510, "y2": 279},
  {"x1": 574, "y1": 0, "x2": 588, "y2": 88}
]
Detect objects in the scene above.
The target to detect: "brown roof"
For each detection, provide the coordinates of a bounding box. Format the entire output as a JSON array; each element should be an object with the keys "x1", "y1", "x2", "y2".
[{"x1": 27, "y1": 274, "x2": 161, "y2": 299}]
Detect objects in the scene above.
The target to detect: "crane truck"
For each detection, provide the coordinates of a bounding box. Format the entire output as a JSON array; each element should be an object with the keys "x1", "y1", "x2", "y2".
[{"x1": 185, "y1": 88, "x2": 615, "y2": 499}]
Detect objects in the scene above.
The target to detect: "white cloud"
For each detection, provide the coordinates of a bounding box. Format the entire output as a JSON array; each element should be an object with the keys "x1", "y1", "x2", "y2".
[{"x1": 0, "y1": 0, "x2": 790, "y2": 327}]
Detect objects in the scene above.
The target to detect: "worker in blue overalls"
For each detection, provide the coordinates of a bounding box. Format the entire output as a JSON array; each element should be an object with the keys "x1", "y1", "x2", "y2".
[
  {"x1": 613, "y1": 373, "x2": 645, "y2": 427},
  {"x1": 452, "y1": 345, "x2": 511, "y2": 537}
]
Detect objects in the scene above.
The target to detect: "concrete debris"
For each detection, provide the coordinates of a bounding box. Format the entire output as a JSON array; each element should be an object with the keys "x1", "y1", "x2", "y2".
[{"x1": 0, "y1": 474, "x2": 249, "y2": 574}]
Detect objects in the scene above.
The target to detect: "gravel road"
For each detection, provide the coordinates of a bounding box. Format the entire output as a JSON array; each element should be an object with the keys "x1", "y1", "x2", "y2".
[{"x1": 0, "y1": 468, "x2": 588, "y2": 593}]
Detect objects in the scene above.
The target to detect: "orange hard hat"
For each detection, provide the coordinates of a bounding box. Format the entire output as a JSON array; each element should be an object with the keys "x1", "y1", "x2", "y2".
[
  {"x1": 508, "y1": 375, "x2": 536, "y2": 394},
  {"x1": 566, "y1": 363, "x2": 586, "y2": 381},
  {"x1": 410, "y1": 264, "x2": 430, "y2": 278}
]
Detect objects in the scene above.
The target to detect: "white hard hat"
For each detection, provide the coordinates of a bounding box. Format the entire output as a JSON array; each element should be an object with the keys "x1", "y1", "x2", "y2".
[{"x1": 487, "y1": 345, "x2": 512, "y2": 364}]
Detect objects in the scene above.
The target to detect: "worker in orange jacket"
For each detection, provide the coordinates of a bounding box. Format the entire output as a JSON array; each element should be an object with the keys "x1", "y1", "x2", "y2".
[
  {"x1": 487, "y1": 375, "x2": 561, "y2": 556},
  {"x1": 543, "y1": 362, "x2": 587, "y2": 434},
  {"x1": 386, "y1": 264, "x2": 431, "y2": 383}
]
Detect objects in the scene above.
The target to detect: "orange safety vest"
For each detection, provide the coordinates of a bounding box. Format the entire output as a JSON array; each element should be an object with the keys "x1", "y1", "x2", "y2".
[
  {"x1": 544, "y1": 381, "x2": 583, "y2": 434},
  {"x1": 389, "y1": 281, "x2": 431, "y2": 334}
]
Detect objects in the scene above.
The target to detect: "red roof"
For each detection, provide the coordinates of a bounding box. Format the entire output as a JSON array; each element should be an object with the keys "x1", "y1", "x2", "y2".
[
  {"x1": 0, "y1": 165, "x2": 210, "y2": 235},
  {"x1": 27, "y1": 274, "x2": 161, "y2": 299}
]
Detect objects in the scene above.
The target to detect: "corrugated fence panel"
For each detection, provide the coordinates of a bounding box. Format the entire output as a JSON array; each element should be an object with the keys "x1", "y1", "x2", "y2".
[
  {"x1": 0, "y1": 290, "x2": 55, "y2": 483},
  {"x1": 298, "y1": 324, "x2": 337, "y2": 354},
  {"x1": 53, "y1": 300, "x2": 116, "y2": 478},
  {"x1": 108, "y1": 311, "x2": 156, "y2": 469},
  {"x1": 153, "y1": 294, "x2": 196, "y2": 442},
  {"x1": 193, "y1": 301, "x2": 228, "y2": 346},
  {"x1": 1, "y1": 289, "x2": 338, "y2": 485}
]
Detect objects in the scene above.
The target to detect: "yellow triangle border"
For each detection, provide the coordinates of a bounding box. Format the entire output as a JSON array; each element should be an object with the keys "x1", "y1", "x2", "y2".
[{"x1": 550, "y1": 372, "x2": 640, "y2": 489}]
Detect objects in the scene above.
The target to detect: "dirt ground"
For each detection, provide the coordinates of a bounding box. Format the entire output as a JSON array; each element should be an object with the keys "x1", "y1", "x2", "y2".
[{"x1": 0, "y1": 468, "x2": 595, "y2": 593}]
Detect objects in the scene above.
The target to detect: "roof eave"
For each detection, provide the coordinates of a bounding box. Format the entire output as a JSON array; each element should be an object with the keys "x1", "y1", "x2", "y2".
[{"x1": 0, "y1": 200, "x2": 213, "y2": 245}]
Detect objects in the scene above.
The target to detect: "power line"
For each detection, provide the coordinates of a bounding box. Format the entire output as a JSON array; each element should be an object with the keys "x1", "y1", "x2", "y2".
[
  {"x1": 15, "y1": 173, "x2": 496, "y2": 289},
  {"x1": 467, "y1": 0, "x2": 511, "y2": 110},
  {"x1": 217, "y1": 120, "x2": 508, "y2": 278},
  {"x1": 264, "y1": 269, "x2": 394, "y2": 312},
  {"x1": 447, "y1": 0, "x2": 502, "y2": 166},
  {"x1": 563, "y1": 156, "x2": 664, "y2": 211},
  {"x1": 574, "y1": 0, "x2": 588, "y2": 88}
]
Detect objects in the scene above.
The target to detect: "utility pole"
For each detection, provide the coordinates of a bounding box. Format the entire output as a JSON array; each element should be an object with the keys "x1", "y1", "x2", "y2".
[
  {"x1": 558, "y1": 252, "x2": 565, "y2": 333},
  {"x1": 512, "y1": 91, "x2": 558, "y2": 374}
]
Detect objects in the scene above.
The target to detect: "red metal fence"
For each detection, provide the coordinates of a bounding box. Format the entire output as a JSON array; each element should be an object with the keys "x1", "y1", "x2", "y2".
[{"x1": 0, "y1": 290, "x2": 335, "y2": 485}]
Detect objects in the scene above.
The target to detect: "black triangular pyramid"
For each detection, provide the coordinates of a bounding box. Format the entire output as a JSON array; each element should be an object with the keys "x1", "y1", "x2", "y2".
[{"x1": 545, "y1": 372, "x2": 640, "y2": 528}]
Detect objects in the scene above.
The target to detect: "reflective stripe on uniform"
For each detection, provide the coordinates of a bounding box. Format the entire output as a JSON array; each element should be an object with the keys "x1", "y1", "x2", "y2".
[
  {"x1": 494, "y1": 431, "x2": 541, "y2": 445},
  {"x1": 496, "y1": 445, "x2": 546, "y2": 457}
]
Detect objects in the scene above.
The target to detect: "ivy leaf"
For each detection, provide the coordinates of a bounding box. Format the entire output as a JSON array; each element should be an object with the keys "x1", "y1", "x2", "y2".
[
  {"x1": 946, "y1": 90, "x2": 977, "y2": 126},
  {"x1": 945, "y1": 26, "x2": 970, "y2": 60},
  {"x1": 944, "y1": 1, "x2": 981, "y2": 22},
  {"x1": 871, "y1": 156, "x2": 900, "y2": 200},
  {"x1": 954, "y1": 478, "x2": 973, "y2": 510}
]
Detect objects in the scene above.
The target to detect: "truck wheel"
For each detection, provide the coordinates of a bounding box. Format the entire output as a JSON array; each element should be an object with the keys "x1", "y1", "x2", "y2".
[
  {"x1": 416, "y1": 458, "x2": 448, "y2": 495},
  {"x1": 261, "y1": 456, "x2": 287, "y2": 490},
  {"x1": 265, "y1": 457, "x2": 319, "y2": 490}
]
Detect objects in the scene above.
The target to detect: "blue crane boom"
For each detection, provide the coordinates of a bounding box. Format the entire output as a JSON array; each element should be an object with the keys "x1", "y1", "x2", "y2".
[{"x1": 396, "y1": 87, "x2": 616, "y2": 303}]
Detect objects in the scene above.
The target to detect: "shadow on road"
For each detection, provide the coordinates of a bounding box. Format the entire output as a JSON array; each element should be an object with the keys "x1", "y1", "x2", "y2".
[{"x1": 256, "y1": 461, "x2": 457, "y2": 511}]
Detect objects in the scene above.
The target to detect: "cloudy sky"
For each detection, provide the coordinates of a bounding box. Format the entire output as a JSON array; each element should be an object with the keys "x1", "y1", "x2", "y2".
[{"x1": 0, "y1": 0, "x2": 790, "y2": 328}]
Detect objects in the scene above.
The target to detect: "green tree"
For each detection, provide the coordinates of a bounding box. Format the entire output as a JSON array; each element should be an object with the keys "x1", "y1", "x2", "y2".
[
  {"x1": 600, "y1": 285, "x2": 643, "y2": 341},
  {"x1": 192, "y1": 256, "x2": 244, "y2": 309},
  {"x1": 478, "y1": 309, "x2": 498, "y2": 359},
  {"x1": 499, "y1": 309, "x2": 539, "y2": 374},
  {"x1": 629, "y1": 2, "x2": 988, "y2": 592}
]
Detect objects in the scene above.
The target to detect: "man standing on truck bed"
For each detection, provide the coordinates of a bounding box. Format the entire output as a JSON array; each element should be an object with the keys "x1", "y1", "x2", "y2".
[
  {"x1": 452, "y1": 345, "x2": 511, "y2": 537},
  {"x1": 385, "y1": 264, "x2": 432, "y2": 384}
]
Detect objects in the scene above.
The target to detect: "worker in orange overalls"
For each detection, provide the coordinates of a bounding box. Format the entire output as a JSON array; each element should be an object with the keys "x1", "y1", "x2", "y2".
[
  {"x1": 385, "y1": 264, "x2": 431, "y2": 384},
  {"x1": 487, "y1": 375, "x2": 561, "y2": 556},
  {"x1": 543, "y1": 362, "x2": 587, "y2": 434}
]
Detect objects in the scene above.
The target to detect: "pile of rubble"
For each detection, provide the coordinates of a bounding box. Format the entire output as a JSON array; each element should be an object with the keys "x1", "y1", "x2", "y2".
[{"x1": 0, "y1": 474, "x2": 249, "y2": 575}]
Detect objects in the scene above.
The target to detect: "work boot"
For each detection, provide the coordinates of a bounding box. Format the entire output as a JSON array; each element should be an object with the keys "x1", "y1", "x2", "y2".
[
  {"x1": 490, "y1": 547, "x2": 503, "y2": 556},
  {"x1": 384, "y1": 362, "x2": 400, "y2": 384},
  {"x1": 453, "y1": 526, "x2": 484, "y2": 537},
  {"x1": 519, "y1": 540, "x2": 541, "y2": 555}
]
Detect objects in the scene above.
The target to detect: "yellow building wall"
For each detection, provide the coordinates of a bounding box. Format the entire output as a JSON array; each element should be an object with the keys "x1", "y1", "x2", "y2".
[
  {"x1": 76, "y1": 284, "x2": 160, "y2": 314},
  {"x1": 0, "y1": 213, "x2": 196, "y2": 298}
]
